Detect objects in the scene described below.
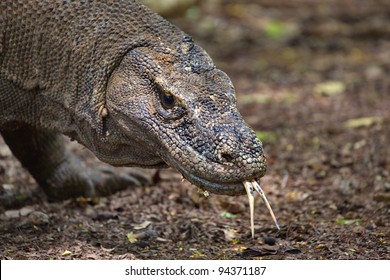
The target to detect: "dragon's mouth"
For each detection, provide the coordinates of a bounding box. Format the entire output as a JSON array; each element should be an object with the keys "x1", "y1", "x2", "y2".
[
  {"x1": 164, "y1": 154, "x2": 265, "y2": 196},
  {"x1": 182, "y1": 171, "x2": 248, "y2": 196},
  {"x1": 172, "y1": 162, "x2": 279, "y2": 237},
  {"x1": 161, "y1": 150, "x2": 255, "y2": 195},
  {"x1": 182, "y1": 170, "x2": 280, "y2": 237},
  {"x1": 161, "y1": 151, "x2": 278, "y2": 237}
]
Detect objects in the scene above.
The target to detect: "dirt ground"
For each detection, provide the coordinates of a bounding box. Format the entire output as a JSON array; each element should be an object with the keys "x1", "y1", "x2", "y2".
[{"x1": 1, "y1": 0, "x2": 389, "y2": 260}]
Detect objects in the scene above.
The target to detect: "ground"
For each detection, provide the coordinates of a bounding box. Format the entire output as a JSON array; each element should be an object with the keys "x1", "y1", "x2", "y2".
[{"x1": 0, "y1": 0, "x2": 389, "y2": 260}]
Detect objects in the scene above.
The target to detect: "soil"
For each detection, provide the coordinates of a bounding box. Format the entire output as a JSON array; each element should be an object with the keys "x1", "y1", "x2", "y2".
[{"x1": 1, "y1": 0, "x2": 389, "y2": 260}]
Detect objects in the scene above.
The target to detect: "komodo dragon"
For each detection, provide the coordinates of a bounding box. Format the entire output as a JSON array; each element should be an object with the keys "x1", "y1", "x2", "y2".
[{"x1": 0, "y1": 0, "x2": 266, "y2": 202}]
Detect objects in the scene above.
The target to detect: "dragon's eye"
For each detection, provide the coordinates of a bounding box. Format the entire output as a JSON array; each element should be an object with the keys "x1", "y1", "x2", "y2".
[{"x1": 159, "y1": 91, "x2": 176, "y2": 110}]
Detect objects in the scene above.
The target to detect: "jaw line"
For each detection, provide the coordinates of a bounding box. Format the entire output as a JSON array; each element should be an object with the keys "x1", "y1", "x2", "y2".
[
  {"x1": 161, "y1": 153, "x2": 247, "y2": 196},
  {"x1": 182, "y1": 171, "x2": 247, "y2": 196}
]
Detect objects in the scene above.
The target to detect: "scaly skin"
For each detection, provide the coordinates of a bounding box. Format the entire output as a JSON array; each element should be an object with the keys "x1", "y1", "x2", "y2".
[{"x1": 0, "y1": 0, "x2": 266, "y2": 200}]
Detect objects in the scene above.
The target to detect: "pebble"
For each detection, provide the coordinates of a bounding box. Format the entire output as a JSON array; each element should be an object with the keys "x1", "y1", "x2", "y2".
[
  {"x1": 263, "y1": 236, "x2": 276, "y2": 246},
  {"x1": 136, "y1": 241, "x2": 149, "y2": 248},
  {"x1": 28, "y1": 211, "x2": 50, "y2": 225}
]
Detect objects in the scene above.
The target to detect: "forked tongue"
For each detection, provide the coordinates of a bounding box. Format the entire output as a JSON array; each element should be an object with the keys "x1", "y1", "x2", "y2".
[
  {"x1": 242, "y1": 180, "x2": 280, "y2": 238},
  {"x1": 243, "y1": 181, "x2": 255, "y2": 238},
  {"x1": 253, "y1": 181, "x2": 280, "y2": 230}
]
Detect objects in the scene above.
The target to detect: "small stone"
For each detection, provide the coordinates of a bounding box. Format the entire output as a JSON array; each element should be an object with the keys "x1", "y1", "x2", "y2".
[
  {"x1": 19, "y1": 206, "x2": 34, "y2": 217},
  {"x1": 5, "y1": 210, "x2": 20, "y2": 218},
  {"x1": 2, "y1": 184, "x2": 14, "y2": 191},
  {"x1": 0, "y1": 145, "x2": 12, "y2": 157},
  {"x1": 28, "y1": 211, "x2": 50, "y2": 225},
  {"x1": 136, "y1": 241, "x2": 149, "y2": 248},
  {"x1": 134, "y1": 230, "x2": 158, "y2": 240},
  {"x1": 263, "y1": 236, "x2": 276, "y2": 246},
  {"x1": 366, "y1": 225, "x2": 375, "y2": 231},
  {"x1": 353, "y1": 226, "x2": 365, "y2": 235}
]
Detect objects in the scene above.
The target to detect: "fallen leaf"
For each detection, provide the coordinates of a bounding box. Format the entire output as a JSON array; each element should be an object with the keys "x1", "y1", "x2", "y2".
[
  {"x1": 133, "y1": 221, "x2": 152, "y2": 230},
  {"x1": 263, "y1": 20, "x2": 295, "y2": 39},
  {"x1": 239, "y1": 94, "x2": 270, "y2": 105},
  {"x1": 256, "y1": 131, "x2": 278, "y2": 143},
  {"x1": 222, "y1": 228, "x2": 237, "y2": 241},
  {"x1": 61, "y1": 250, "x2": 72, "y2": 256},
  {"x1": 127, "y1": 232, "x2": 137, "y2": 243},
  {"x1": 46, "y1": 235, "x2": 54, "y2": 241},
  {"x1": 284, "y1": 246, "x2": 301, "y2": 255},
  {"x1": 220, "y1": 211, "x2": 237, "y2": 219},
  {"x1": 314, "y1": 81, "x2": 345, "y2": 96},
  {"x1": 315, "y1": 243, "x2": 327, "y2": 249},
  {"x1": 190, "y1": 251, "x2": 206, "y2": 258},
  {"x1": 219, "y1": 199, "x2": 245, "y2": 214},
  {"x1": 336, "y1": 218, "x2": 361, "y2": 225},
  {"x1": 237, "y1": 246, "x2": 278, "y2": 258},
  {"x1": 344, "y1": 117, "x2": 383, "y2": 128},
  {"x1": 92, "y1": 211, "x2": 119, "y2": 221},
  {"x1": 373, "y1": 193, "x2": 390, "y2": 202}
]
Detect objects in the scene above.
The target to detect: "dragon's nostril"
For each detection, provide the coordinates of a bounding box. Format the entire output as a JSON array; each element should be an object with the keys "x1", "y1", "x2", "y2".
[{"x1": 220, "y1": 152, "x2": 234, "y2": 162}]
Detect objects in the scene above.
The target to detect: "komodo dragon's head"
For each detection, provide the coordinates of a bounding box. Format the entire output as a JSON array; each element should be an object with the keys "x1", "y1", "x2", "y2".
[{"x1": 105, "y1": 35, "x2": 266, "y2": 196}]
